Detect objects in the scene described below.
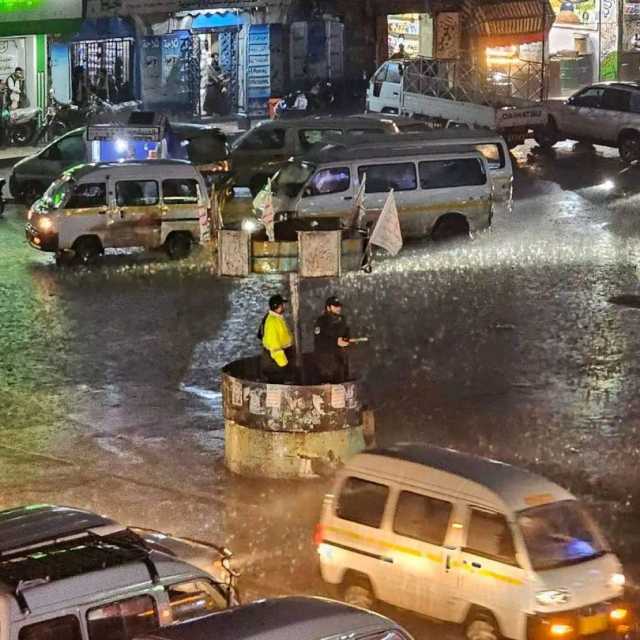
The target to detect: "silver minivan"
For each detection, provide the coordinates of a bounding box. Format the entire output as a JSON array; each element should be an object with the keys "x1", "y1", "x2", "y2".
[{"x1": 266, "y1": 142, "x2": 494, "y2": 240}]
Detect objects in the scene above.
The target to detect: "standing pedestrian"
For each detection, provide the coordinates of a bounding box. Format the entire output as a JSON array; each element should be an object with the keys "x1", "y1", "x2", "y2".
[
  {"x1": 313, "y1": 296, "x2": 351, "y2": 383},
  {"x1": 258, "y1": 294, "x2": 294, "y2": 383},
  {"x1": 6, "y1": 67, "x2": 25, "y2": 110}
]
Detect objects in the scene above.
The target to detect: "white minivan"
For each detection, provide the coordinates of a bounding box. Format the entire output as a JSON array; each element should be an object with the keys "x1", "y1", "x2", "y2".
[
  {"x1": 26, "y1": 159, "x2": 209, "y2": 265},
  {"x1": 316, "y1": 444, "x2": 629, "y2": 640},
  {"x1": 267, "y1": 143, "x2": 494, "y2": 240}
]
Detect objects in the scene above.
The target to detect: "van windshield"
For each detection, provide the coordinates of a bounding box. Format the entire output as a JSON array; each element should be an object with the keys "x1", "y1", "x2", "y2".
[
  {"x1": 42, "y1": 175, "x2": 74, "y2": 210},
  {"x1": 273, "y1": 162, "x2": 315, "y2": 198},
  {"x1": 517, "y1": 500, "x2": 609, "y2": 571}
]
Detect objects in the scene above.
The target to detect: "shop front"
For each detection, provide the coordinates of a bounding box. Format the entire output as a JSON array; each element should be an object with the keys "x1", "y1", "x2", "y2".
[
  {"x1": 387, "y1": 12, "x2": 433, "y2": 57},
  {"x1": 0, "y1": 0, "x2": 83, "y2": 112}
]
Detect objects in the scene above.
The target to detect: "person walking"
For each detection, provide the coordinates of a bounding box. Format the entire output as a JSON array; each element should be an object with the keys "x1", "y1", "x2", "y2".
[
  {"x1": 313, "y1": 296, "x2": 351, "y2": 383},
  {"x1": 258, "y1": 294, "x2": 294, "y2": 383}
]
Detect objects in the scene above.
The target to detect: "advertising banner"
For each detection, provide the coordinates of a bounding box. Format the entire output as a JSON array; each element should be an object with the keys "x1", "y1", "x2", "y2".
[{"x1": 0, "y1": 38, "x2": 26, "y2": 81}]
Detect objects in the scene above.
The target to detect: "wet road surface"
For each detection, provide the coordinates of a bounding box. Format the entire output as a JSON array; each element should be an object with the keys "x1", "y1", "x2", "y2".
[{"x1": 2, "y1": 141, "x2": 640, "y2": 634}]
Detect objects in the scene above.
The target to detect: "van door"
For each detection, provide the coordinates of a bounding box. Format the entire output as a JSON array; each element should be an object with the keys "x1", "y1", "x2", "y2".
[
  {"x1": 386, "y1": 489, "x2": 454, "y2": 617},
  {"x1": 85, "y1": 593, "x2": 160, "y2": 639},
  {"x1": 297, "y1": 166, "x2": 353, "y2": 223},
  {"x1": 356, "y1": 161, "x2": 419, "y2": 235},
  {"x1": 59, "y1": 180, "x2": 109, "y2": 250},
  {"x1": 475, "y1": 142, "x2": 513, "y2": 204},
  {"x1": 110, "y1": 179, "x2": 161, "y2": 249},
  {"x1": 14, "y1": 614, "x2": 83, "y2": 640},
  {"x1": 161, "y1": 177, "x2": 202, "y2": 247},
  {"x1": 457, "y1": 508, "x2": 527, "y2": 639}
]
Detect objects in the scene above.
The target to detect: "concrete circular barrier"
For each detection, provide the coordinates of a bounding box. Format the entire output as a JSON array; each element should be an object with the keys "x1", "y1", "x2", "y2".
[{"x1": 221, "y1": 357, "x2": 367, "y2": 479}]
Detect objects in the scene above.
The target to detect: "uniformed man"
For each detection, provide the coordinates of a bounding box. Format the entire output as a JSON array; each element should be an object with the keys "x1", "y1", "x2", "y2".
[
  {"x1": 258, "y1": 294, "x2": 294, "y2": 383},
  {"x1": 314, "y1": 296, "x2": 351, "y2": 383}
]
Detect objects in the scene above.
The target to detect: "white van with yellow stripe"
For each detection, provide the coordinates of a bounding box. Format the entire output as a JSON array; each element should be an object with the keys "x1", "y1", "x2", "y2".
[
  {"x1": 269, "y1": 143, "x2": 493, "y2": 240},
  {"x1": 26, "y1": 160, "x2": 209, "y2": 265},
  {"x1": 316, "y1": 444, "x2": 629, "y2": 640}
]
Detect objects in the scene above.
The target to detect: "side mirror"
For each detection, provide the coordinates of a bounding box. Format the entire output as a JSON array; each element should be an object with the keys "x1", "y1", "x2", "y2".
[{"x1": 302, "y1": 187, "x2": 313, "y2": 198}]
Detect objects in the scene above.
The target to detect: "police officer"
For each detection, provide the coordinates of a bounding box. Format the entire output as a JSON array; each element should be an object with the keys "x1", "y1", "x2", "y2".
[
  {"x1": 314, "y1": 296, "x2": 351, "y2": 383},
  {"x1": 258, "y1": 294, "x2": 294, "y2": 383}
]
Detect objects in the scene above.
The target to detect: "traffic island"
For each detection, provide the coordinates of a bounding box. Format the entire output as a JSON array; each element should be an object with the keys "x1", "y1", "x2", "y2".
[{"x1": 221, "y1": 356, "x2": 368, "y2": 479}]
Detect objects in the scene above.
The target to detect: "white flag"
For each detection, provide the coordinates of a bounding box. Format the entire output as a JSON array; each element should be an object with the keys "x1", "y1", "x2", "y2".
[
  {"x1": 261, "y1": 178, "x2": 275, "y2": 242},
  {"x1": 369, "y1": 189, "x2": 403, "y2": 256},
  {"x1": 349, "y1": 173, "x2": 367, "y2": 230}
]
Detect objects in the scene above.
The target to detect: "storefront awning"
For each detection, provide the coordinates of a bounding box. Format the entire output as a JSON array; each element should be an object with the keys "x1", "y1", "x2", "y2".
[
  {"x1": 68, "y1": 18, "x2": 137, "y2": 42},
  {"x1": 461, "y1": 0, "x2": 554, "y2": 45},
  {"x1": 191, "y1": 11, "x2": 243, "y2": 30}
]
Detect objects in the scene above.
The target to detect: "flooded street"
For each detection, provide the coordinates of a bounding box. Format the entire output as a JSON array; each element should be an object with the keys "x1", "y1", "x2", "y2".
[{"x1": 3, "y1": 141, "x2": 640, "y2": 632}]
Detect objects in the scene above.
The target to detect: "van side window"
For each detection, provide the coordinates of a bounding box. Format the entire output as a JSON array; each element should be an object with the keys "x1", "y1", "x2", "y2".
[
  {"x1": 87, "y1": 594, "x2": 159, "y2": 640},
  {"x1": 238, "y1": 128, "x2": 286, "y2": 151},
  {"x1": 116, "y1": 180, "x2": 159, "y2": 207},
  {"x1": 419, "y1": 159, "x2": 486, "y2": 189},
  {"x1": 46, "y1": 134, "x2": 85, "y2": 163},
  {"x1": 299, "y1": 128, "x2": 343, "y2": 148},
  {"x1": 163, "y1": 179, "x2": 199, "y2": 204},
  {"x1": 393, "y1": 491, "x2": 452, "y2": 545},
  {"x1": 19, "y1": 615, "x2": 82, "y2": 640},
  {"x1": 304, "y1": 167, "x2": 351, "y2": 196},
  {"x1": 475, "y1": 143, "x2": 505, "y2": 170},
  {"x1": 337, "y1": 477, "x2": 389, "y2": 528},
  {"x1": 358, "y1": 163, "x2": 417, "y2": 193},
  {"x1": 167, "y1": 579, "x2": 228, "y2": 622},
  {"x1": 66, "y1": 183, "x2": 107, "y2": 209},
  {"x1": 465, "y1": 509, "x2": 518, "y2": 565}
]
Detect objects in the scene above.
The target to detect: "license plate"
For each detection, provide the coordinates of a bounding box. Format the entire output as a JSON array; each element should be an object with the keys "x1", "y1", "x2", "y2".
[{"x1": 579, "y1": 613, "x2": 608, "y2": 636}]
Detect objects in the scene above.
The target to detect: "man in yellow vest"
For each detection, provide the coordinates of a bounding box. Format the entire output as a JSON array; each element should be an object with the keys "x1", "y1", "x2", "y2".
[{"x1": 258, "y1": 294, "x2": 294, "y2": 383}]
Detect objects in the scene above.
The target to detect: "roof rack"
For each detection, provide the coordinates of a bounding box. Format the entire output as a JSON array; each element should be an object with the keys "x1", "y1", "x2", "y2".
[{"x1": 0, "y1": 527, "x2": 161, "y2": 614}]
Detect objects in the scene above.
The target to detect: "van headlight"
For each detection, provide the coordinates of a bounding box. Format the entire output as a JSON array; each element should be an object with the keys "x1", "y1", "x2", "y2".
[
  {"x1": 241, "y1": 218, "x2": 260, "y2": 233},
  {"x1": 536, "y1": 589, "x2": 571, "y2": 606},
  {"x1": 611, "y1": 573, "x2": 625, "y2": 587},
  {"x1": 37, "y1": 217, "x2": 53, "y2": 232}
]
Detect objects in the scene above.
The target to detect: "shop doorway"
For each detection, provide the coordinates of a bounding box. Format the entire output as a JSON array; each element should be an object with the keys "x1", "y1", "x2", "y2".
[
  {"x1": 387, "y1": 13, "x2": 433, "y2": 58},
  {"x1": 196, "y1": 29, "x2": 239, "y2": 117},
  {"x1": 484, "y1": 43, "x2": 544, "y2": 101},
  {"x1": 71, "y1": 38, "x2": 134, "y2": 105}
]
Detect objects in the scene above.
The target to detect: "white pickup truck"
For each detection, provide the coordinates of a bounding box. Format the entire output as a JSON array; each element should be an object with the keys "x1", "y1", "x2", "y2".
[{"x1": 366, "y1": 57, "x2": 548, "y2": 147}]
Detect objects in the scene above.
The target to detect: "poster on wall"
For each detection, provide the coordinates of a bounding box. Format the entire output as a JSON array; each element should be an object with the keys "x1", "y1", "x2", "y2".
[
  {"x1": 0, "y1": 0, "x2": 81, "y2": 20},
  {"x1": 0, "y1": 39, "x2": 26, "y2": 82},
  {"x1": 142, "y1": 36, "x2": 163, "y2": 104},
  {"x1": 435, "y1": 12, "x2": 460, "y2": 59},
  {"x1": 550, "y1": 0, "x2": 599, "y2": 29},
  {"x1": 600, "y1": 0, "x2": 619, "y2": 78},
  {"x1": 50, "y1": 42, "x2": 71, "y2": 104}
]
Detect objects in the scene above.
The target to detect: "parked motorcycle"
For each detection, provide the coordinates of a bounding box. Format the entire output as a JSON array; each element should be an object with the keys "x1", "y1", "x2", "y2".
[
  {"x1": 308, "y1": 80, "x2": 336, "y2": 111},
  {"x1": 36, "y1": 93, "x2": 113, "y2": 144},
  {"x1": 0, "y1": 178, "x2": 5, "y2": 216},
  {"x1": 0, "y1": 106, "x2": 41, "y2": 146},
  {"x1": 273, "y1": 81, "x2": 337, "y2": 119}
]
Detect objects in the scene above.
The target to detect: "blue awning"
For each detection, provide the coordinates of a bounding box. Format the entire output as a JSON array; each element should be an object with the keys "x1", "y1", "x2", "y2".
[
  {"x1": 192, "y1": 11, "x2": 243, "y2": 30},
  {"x1": 69, "y1": 18, "x2": 137, "y2": 42}
]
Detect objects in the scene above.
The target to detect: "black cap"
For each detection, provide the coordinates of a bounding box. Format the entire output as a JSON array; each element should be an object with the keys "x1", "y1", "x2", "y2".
[
  {"x1": 325, "y1": 296, "x2": 342, "y2": 308},
  {"x1": 269, "y1": 294, "x2": 287, "y2": 310}
]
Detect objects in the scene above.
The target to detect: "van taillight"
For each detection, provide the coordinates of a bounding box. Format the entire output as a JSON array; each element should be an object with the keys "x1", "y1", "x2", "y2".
[{"x1": 313, "y1": 524, "x2": 325, "y2": 546}]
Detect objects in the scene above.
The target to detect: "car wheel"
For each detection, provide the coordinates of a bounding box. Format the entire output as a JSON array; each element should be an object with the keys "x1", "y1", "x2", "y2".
[
  {"x1": 432, "y1": 214, "x2": 469, "y2": 241},
  {"x1": 534, "y1": 120, "x2": 559, "y2": 149},
  {"x1": 342, "y1": 576, "x2": 375, "y2": 610},
  {"x1": 619, "y1": 132, "x2": 640, "y2": 164},
  {"x1": 72, "y1": 237, "x2": 102, "y2": 266},
  {"x1": 166, "y1": 233, "x2": 192, "y2": 259},
  {"x1": 11, "y1": 122, "x2": 35, "y2": 146},
  {"x1": 466, "y1": 614, "x2": 501, "y2": 640}
]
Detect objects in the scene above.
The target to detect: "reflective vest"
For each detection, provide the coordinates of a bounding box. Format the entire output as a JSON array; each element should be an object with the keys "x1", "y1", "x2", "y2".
[{"x1": 262, "y1": 311, "x2": 293, "y2": 367}]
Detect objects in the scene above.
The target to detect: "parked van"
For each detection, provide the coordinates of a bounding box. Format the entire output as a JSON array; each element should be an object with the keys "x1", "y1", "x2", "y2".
[
  {"x1": 230, "y1": 116, "x2": 401, "y2": 193},
  {"x1": 25, "y1": 160, "x2": 209, "y2": 265},
  {"x1": 265, "y1": 143, "x2": 494, "y2": 240},
  {"x1": 134, "y1": 596, "x2": 413, "y2": 640},
  {"x1": 333, "y1": 128, "x2": 513, "y2": 205},
  {"x1": 316, "y1": 444, "x2": 629, "y2": 640},
  {"x1": 0, "y1": 504, "x2": 237, "y2": 640}
]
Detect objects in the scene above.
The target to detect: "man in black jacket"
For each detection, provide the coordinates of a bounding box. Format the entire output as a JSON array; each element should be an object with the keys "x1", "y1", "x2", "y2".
[{"x1": 313, "y1": 296, "x2": 351, "y2": 383}]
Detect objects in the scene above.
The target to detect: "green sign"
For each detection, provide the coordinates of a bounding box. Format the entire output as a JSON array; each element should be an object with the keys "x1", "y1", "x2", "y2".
[{"x1": 0, "y1": 0, "x2": 81, "y2": 20}]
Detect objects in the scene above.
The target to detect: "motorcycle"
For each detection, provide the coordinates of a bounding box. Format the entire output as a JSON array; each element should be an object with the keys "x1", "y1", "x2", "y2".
[
  {"x1": 308, "y1": 80, "x2": 336, "y2": 111},
  {"x1": 36, "y1": 93, "x2": 113, "y2": 144},
  {"x1": 0, "y1": 106, "x2": 41, "y2": 146},
  {"x1": 0, "y1": 178, "x2": 5, "y2": 216},
  {"x1": 274, "y1": 81, "x2": 337, "y2": 119}
]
